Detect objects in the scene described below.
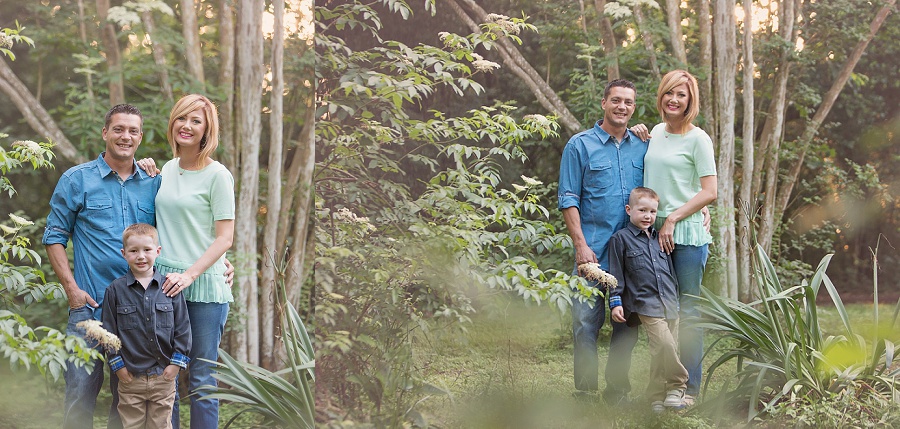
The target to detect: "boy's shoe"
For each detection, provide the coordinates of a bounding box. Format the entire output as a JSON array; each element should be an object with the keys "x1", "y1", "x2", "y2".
[
  {"x1": 664, "y1": 389, "x2": 686, "y2": 409},
  {"x1": 572, "y1": 390, "x2": 598, "y2": 401},
  {"x1": 651, "y1": 401, "x2": 665, "y2": 413}
]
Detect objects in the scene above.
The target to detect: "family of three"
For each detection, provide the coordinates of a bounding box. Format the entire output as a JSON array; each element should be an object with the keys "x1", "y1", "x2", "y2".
[
  {"x1": 44, "y1": 94, "x2": 235, "y2": 428},
  {"x1": 558, "y1": 70, "x2": 718, "y2": 411}
]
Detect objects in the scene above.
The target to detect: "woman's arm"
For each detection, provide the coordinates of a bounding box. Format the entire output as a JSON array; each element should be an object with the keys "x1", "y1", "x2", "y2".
[
  {"x1": 163, "y1": 219, "x2": 235, "y2": 296},
  {"x1": 658, "y1": 175, "x2": 717, "y2": 253}
]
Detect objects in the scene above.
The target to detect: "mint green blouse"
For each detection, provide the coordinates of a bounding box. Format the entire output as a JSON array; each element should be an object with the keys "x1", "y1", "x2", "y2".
[
  {"x1": 644, "y1": 124, "x2": 717, "y2": 246},
  {"x1": 155, "y1": 159, "x2": 235, "y2": 303}
]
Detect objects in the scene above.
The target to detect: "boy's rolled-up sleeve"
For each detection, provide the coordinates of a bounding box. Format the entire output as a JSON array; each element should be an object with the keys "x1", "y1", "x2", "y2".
[
  {"x1": 101, "y1": 286, "x2": 125, "y2": 371},
  {"x1": 170, "y1": 294, "x2": 192, "y2": 369},
  {"x1": 607, "y1": 234, "x2": 626, "y2": 309}
]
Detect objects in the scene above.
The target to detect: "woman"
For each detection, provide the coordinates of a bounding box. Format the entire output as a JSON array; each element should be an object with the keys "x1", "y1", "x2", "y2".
[
  {"x1": 644, "y1": 70, "x2": 717, "y2": 405},
  {"x1": 155, "y1": 94, "x2": 235, "y2": 428}
]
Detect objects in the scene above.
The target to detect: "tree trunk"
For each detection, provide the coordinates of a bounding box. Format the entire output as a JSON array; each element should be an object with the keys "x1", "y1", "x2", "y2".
[
  {"x1": 0, "y1": 59, "x2": 85, "y2": 164},
  {"x1": 592, "y1": 0, "x2": 620, "y2": 80},
  {"x1": 665, "y1": 0, "x2": 688, "y2": 66},
  {"x1": 447, "y1": 0, "x2": 582, "y2": 134},
  {"x1": 633, "y1": 4, "x2": 660, "y2": 81},
  {"x1": 234, "y1": 0, "x2": 264, "y2": 365},
  {"x1": 96, "y1": 0, "x2": 125, "y2": 105},
  {"x1": 218, "y1": 0, "x2": 237, "y2": 172},
  {"x1": 180, "y1": 0, "x2": 206, "y2": 86},
  {"x1": 713, "y1": 0, "x2": 737, "y2": 299},
  {"x1": 775, "y1": 0, "x2": 896, "y2": 218},
  {"x1": 259, "y1": 0, "x2": 284, "y2": 370},
  {"x1": 76, "y1": 0, "x2": 97, "y2": 105},
  {"x1": 696, "y1": 0, "x2": 714, "y2": 131},
  {"x1": 737, "y1": 0, "x2": 755, "y2": 302},
  {"x1": 754, "y1": 0, "x2": 796, "y2": 254},
  {"x1": 285, "y1": 105, "x2": 316, "y2": 308},
  {"x1": 141, "y1": 11, "x2": 174, "y2": 102}
]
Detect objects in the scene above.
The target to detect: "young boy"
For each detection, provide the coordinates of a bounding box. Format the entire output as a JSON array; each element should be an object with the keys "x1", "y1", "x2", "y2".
[
  {"x1": 607, "y1": 187, "x2": 688, "y2": 411},
  {"x1": 101, "y1": 223, "x2": 191, "y2": 429}
]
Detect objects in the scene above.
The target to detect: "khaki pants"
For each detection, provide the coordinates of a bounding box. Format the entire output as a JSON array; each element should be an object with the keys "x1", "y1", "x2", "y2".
[
  {"x1": 117, "y1": 373, "x2": 176, "y2": 429},
  {"x1": 638, "y1": 314, "x2": 689, "y2": 401}
]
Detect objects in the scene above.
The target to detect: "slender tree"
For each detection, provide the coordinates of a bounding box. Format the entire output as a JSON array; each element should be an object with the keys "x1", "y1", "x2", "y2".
[
  {"x1": 96, "y1": 0, "x2": 125, "y2": 104},
  {"x1": 234, "y1": 0, "x2": 264, "y2": 364},
  {"x1": 180, "y1": 0, "x2": 206, "y2": 86},
  {"x1": 260, "y1": 0, "x2": 285, "y2": 370},
  {"x1": 737, "y1": 0, "x2": 755, "y2": 301}
]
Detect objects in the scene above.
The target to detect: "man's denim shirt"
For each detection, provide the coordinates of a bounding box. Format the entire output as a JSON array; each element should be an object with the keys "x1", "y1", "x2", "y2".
[
  {"x1": 607, "y1": 223, "x2": 680, "y2": 324},
  {"x1": 101, "y1": 269, "x2": 191, "y2": 375},
  {"x1": 558, "y1": 121, "x2": 648, "y2": 272},
  {"x1": 42, "y1": 153, "x2": 161, "y2": 320}
]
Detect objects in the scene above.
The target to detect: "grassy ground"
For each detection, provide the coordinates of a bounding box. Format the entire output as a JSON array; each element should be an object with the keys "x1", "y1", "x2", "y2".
[
  {"x1": 413, "y1": 294, "x2": 899, "y2": 428},
  {"x1": 0, "y1": 364, "x2": 265, "y2": 428}
]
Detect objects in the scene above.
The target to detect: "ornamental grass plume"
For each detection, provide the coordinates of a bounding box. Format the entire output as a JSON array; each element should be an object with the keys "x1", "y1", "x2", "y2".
[
  {"x1": 578, "y1": 262, "x2": 618, "y2": 289},
  {"x1": 77, "y1": 320, "x2": 122, "y2": 353}
]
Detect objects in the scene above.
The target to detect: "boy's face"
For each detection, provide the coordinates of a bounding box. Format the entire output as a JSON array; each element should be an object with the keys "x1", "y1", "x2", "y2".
[
  {"x1": 121, "y1": 234, "x2": 160, "y2": 278},
  {"x1": 625, "y1": 196, "x2": 658, "y2": 231}
]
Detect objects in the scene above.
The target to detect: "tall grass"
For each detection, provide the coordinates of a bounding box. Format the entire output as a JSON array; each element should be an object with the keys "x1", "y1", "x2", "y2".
[{"x1": 697, "y1": 244, "x2": 900, "y2": 420}]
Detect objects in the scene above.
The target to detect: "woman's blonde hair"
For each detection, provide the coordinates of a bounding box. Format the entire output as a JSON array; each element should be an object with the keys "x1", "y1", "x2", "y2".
[
  {"x1": 167, "y1": 94, "x2": 220, "y2": 167},
  {"x1": 656, "y1": 70, "x2": 700, "y2": 129}
]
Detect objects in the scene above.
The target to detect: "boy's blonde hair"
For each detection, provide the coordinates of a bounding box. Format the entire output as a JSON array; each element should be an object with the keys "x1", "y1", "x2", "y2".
[
  {"x1": 629, "y1": 186, "x2": 659, "y2": 206},
  {"x1": 122, "y1": 223, "x2": 159, "y2": 246},
  {"x1": 656, "y1": 69, "x2": 700, "y2": 130}
]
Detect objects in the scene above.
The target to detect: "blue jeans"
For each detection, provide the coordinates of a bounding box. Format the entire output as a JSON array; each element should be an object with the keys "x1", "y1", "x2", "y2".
[
  {"x1": 64, "y1": 305, "x2": 122, "y2": 429},
  {"x1": 173, "y1": 302, "x2": 229, "y2": 429},
  {"x1": 572, "y1": 284, "x2": 638, "y2": 396},
  {"x1": 672, "y1": 244, "x2": 709, "y2": 396}
]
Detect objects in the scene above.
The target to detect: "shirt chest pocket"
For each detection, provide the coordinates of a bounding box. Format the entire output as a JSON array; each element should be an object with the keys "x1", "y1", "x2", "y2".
[
  {"x1": 587, "y1": 160, "x2": 614, "y2": 190},
  {"x1": 155, "y1": 303, "x2": 174, "y2": 329},
  {"x1": 117, "y1": 305, "x2": 139, "y2": 330},
  {"x1": 632, "y1": 159, "x2": 644, "y2": 188},
  {"x1": 85, "y1": 197, "x2": 114, "y2": 229},
  {"x1": 656, "y1": 250, "x2": 672, "y2": 274},
  {"x1": 137, "y1": 200, "x2": 156, "y2": 225},
  {"x1": 624, "y1": 249, "x2": 647, "y2": 272}
]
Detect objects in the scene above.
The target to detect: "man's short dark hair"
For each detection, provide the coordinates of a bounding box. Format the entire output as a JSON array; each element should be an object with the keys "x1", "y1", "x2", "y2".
[
  {"x1": 104, "y1": 104, "x2": 143, "y2": 129},
  {"x1": 603, "y1": 79, "x2": 636, "y2": 99}
]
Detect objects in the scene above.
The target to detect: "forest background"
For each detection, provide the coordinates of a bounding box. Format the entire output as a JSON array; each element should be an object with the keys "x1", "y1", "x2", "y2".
[
  {"x1": 315, "y1": 0, "x2": 900, "y2": 426},
  {"x1": 1, "y1": 0, "x2": 314, "y2": 386}
]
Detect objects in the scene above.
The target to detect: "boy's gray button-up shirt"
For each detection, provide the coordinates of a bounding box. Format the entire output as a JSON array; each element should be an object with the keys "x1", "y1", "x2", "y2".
[{"x1": 608, "y1": 222, "x2": 680, "y2": 323}]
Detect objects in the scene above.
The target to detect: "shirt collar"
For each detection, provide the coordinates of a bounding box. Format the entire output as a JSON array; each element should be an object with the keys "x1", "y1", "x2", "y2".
[
  {"x1": 125, "y1": 267, "x2": 164, "y2": 289},
  {"x1": 593, "y1": 119, "x2": 636, "y2": 146},
  {"x1": 625, "y1": 221, "x2": 657, "y2": 238},
  {"x1": 97, "y1": 152, "x2": 147, "y2": 180}
]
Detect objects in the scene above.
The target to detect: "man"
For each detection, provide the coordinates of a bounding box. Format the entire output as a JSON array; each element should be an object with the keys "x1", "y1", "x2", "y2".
[
  {"x1": 557, "y1": 79, "x2": 643, "y2": 403},
  {"x1": 44, "y1": 104, "x2": 158, "y2": 429}
]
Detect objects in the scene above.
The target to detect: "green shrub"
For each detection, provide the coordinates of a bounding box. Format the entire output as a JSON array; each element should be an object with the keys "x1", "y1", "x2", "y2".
[{"x1": 697, "y1": 244, "x2": 900, "y2": 421}]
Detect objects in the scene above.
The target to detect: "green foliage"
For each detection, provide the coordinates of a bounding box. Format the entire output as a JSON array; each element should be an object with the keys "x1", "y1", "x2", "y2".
[
  {"x1": 0, "y1": 22, "x2": 35, "y2": 61},
  {"x1": 697, "y1": 245, "x2": 900, "y2": 421},
  {"x1": 0, "y1": 132, "x2": 100, "y2": 381},
  {"x1": 199, "y1": 284, "x2": 314, "y2": 429},
  {"x1": 316, "y1": 2, "x2": 595, "y2": 424}
]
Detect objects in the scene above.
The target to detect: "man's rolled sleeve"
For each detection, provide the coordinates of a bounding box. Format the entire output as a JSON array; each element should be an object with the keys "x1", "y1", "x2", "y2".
[
  {"x1": 42, "y1": 175, "x2": 79, "y2": 246},
  {"x1": 557, "y1": 142, "x2": 583, "y2": 210}
]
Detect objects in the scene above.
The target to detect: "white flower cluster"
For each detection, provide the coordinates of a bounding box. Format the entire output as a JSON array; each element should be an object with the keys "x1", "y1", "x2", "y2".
[
  {"x1": 485, "y1": 13, "x2": 519, "y2": 35},
  {"x1": 520, "y1": 175, "x2": 543, "y2": 186},
  {"x1": 333, "y1": 208, "x2": 376, "y2": 232},
  {"x1": 0, "y1": 32, "x2": 12, "y2": 50},
  {"x1": 578, "y1": 263, "x2": 618, "y2": 289},
  {"x1": 523, "y1": 114, "x2": 551, "y2": 128},
  {"x1": 12, "y1": 140, "x2": 43, "y2": 156},
  {"x1": 77, "y1": 320, "x2": 122, "y2": 353}
]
